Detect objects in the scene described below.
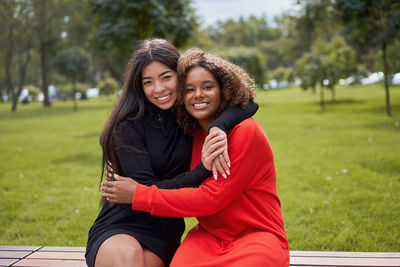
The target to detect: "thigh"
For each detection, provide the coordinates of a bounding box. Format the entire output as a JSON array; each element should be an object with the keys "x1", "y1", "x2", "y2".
[
  {"x1": 95, "y1": 234, "x2": 145, "y2": 267},
  {"x1": 143, "y1": 248, "x2": 165, "y2": 267},
  {"x1": 228, "y1": 231, "x2": 289, "y2": 267},
  {"x1": 171, "y1": 226, "x2": 219, "y2": 267}
]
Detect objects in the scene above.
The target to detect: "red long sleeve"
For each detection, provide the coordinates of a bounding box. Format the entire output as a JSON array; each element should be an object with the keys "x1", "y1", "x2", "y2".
[{"x1": 133, "y1": 118, "x2": 287, "y2": 242}]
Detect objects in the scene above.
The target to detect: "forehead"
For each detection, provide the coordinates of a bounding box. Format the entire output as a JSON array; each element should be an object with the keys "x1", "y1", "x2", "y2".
[
  {"x1": 142, "y1": 61, "x2": 174, "y2": 77},
  {"x1": 186, "y1": 66, "x2": 216, "y2": 82}
]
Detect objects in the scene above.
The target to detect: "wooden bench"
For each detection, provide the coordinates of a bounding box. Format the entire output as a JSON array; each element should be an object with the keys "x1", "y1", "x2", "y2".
[{"x1": 1, "y1": 246, "x2": 400, "y2": 266}]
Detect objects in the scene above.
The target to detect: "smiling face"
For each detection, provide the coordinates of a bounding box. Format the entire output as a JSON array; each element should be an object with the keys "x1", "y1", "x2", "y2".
[
  {"x1": 141, "y1": 61, "x2": 178, "y2": 110},
  {"x1": 183, "y1": 66, "x2": 221, "y2": 131}
]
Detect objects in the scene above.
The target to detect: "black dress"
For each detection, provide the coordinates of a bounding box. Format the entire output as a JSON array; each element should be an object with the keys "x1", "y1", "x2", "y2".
[{"x1": 85, "y1": 101, "x2": 258, "y2": 267}]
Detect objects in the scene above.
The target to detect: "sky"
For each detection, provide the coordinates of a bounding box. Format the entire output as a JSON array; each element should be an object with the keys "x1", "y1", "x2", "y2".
[{"x1": 192, "y1": 0, "x2": 297, "y2": 27}]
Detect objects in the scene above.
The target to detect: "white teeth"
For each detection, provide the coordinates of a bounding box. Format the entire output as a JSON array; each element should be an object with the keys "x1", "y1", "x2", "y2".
[
  {"x1": 194, "y1": 103, "x2": 207, "y2": 108},
  {"x1": 157, "y1": 95, "x2": 170, "y2": 101}
]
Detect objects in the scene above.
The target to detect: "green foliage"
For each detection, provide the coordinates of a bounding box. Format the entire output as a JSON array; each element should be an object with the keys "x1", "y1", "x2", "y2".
[
  {"x1": 97, "y1": 77, "x2": 120, "y2": 95},
  {"x1": 55, "y1": 48, "x2": 90, "y2": 82},
  {"x1": 336, "y1": 0, "x2": 400, "y2": 47},
  {"x1": 270, "y1": 66, "x2": 294, "y2": 83},
  {"x1": 89, "y1": 0, "x2": 197, "y2": 80},
  {"x1": 218, "y1": 47, "x2": 266, "y2": 86},
  {"x1": 1, "y1": 85, "x2": 399, "y2": 251},
  {"x1": 210, "y1": 15, "x2": 280, "y2": 47},
  {"x1": 374, "y1": 40, "x2": 400, "y2": 75},
  {"x1": 24, "y1": 85, "x2": 41, "y2": 97},
  {"x1": 335, "y1": 0, "x2": 400, "y2": 115},
  {"x1": 295, "y1": 52, "x2": 321, "y2": 91}
]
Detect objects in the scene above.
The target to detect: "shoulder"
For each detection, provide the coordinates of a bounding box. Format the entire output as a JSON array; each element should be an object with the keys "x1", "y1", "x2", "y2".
[
  {"x1": 228, "y1": 118, "x2": 269, "y2": 149},
  {"x1": 115, "y1": 117, "x2": 145, "y2": 141},
  {"x1": 228, "y1": 118, "x2": 262, "y2": 137}
]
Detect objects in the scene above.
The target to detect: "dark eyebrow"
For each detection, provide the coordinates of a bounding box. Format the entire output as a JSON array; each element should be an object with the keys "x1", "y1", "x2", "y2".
[
  {"x1": 202, "y1": 80, "x2": 215, "y2": 84},
  {"x1": 159, "y1": 70, "x2": 172, "y2": 77},
  {"x1": 142, "y1": 70, "x2": 172, "y2": 80}
]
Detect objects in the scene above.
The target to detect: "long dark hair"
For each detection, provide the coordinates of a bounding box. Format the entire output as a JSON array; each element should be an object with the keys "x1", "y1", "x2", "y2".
[{"x1": 99, "y1": 38, "x2": 180, "y2": 205}]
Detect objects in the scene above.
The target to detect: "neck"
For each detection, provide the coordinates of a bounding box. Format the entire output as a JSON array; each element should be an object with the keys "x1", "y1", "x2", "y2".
[{"x1": 198, "y1": 117, "x2": 215, "y2": 132}]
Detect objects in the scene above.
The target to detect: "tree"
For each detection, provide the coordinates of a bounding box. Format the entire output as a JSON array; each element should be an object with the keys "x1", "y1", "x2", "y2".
[
  {"x1": 374, "y1": 40, "x2": 400, "y2": 77},
  {"x1": 89, "y1": 0, "x2": 197, "y2": 82},
  {"x1": 55, "y1": 48, "x2": 89, "y2": 111},
  {"x1": 32, "y1": 0, "x2": 66, "y2": 107},
  {"x1": 97, "y1": 77, "x2": 120, "y2": 95},
  {"x1": 296, "y1": 52, "x2": 321, "y2": 95},
  {"x1": 0, "y1": 0, "x2": 34, "y2": 112},
  {"x1": 316, "y1": 37, "x2": 357, "y2": 102},
  {"x1": 218, "y1": 46, "x2": 266, "y2": 87},
  {"x1": 335, "y1": 0, "x2": 400, "y2": 116}
]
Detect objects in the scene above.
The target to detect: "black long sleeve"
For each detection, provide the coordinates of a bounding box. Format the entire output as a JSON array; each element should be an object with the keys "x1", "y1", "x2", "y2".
[
  {"x1": 115, "y1": 119, "x2": 211, "y2": 190},
  {"x1": 209, "y1": 100, "x2": 259, "y2": 132}
]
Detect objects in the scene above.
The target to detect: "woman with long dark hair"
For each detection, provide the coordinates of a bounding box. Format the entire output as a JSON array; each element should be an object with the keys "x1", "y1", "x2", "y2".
[
  {"x1": 102, "y1": 48, "x2": 289, "y2": 266},
  {"x1": 86, "y1": 39, "x2": 258, "y2": 267}
]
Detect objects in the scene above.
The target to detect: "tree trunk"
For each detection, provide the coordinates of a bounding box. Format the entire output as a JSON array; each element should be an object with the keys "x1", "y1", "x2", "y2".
[
  {"x1": 331, "y1": 87, "x2": 336, "y2": 102},
  {"x1": 12, "y1": 44, "x2": 32, "y2": 112},
  {"x1": 320, "y1": 86, "x2": 325, "y2": 110},
  {"x1": 5, "y1": 24, "x2": 15, "y2": 111},
  {"x1": 40, "y1": 41, "x2": 51, "y2": 107},
  {"x1": 311, "y1": 86, "x2": 316, "y2": 94},
  {"x1": 73, "y1": 80, "x2": 78, "y2": 111},
  {"x1": 382, "y1": 40, "x2": 391, "y2": 116}
]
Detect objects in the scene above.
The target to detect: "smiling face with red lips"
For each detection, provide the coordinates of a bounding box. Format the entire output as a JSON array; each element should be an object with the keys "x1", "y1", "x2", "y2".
[
  {"x1": 183, "y1": 66, "x2": 221, "y2": 131},
  {"x1": 142, "y1": 61, "x2": 178, "y2": 110}
]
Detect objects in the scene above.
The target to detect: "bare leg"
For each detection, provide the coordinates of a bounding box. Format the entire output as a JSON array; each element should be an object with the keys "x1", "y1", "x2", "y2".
[
  {"x1": 95, "y1": 234, "x2": 145, "y2": 267},
  {"x1": 143, "y1": 248, "x2": 165, "y2": 267}
]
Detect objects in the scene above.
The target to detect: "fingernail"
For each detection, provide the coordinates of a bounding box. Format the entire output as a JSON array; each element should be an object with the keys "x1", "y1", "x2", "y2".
[
  {"x1": 226, "y1": 170, "x2": 230, "y2": 175},
  {"x1": 214, "y1": 174, "x2": 217, "y2": 180},
  {"x1": 222, "y1": 173, "x2": 227, "y2": 179},
  {"x1": 227, "y1": 162, "x2": 231, "y2": 168}
]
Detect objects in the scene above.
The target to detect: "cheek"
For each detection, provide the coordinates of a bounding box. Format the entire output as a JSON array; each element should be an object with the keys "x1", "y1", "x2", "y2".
[
  {"x1": 169, "y1": 78, "x2": 178, "y2": 93},
  {"x1": 183, "y1": 94, "x2": 190, "y2": 107},
  {"x1": 143, "y1": 87, "x2": 153, "y2": 100}
]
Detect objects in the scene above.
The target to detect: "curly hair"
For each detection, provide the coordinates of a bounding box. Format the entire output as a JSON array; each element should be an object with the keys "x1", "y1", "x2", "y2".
[{"x1": 175, "y1": 48, "x2": 256, "y2": 134}]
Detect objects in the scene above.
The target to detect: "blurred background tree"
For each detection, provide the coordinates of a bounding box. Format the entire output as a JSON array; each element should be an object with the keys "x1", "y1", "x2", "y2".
[
  {"x1": 0, "y1": 0, "x2": 399, "y2": 115},
  {"x1": 54, "y1": 48, "x2": 89, "y2": 111},
  {"x1": 335, "y1": 0, "x2": 400, "y2": 116}
]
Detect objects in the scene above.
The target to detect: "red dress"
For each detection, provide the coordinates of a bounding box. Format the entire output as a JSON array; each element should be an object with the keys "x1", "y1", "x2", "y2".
[{"x1": 133, "y1": 118, "x2": 290, "y2": 266}]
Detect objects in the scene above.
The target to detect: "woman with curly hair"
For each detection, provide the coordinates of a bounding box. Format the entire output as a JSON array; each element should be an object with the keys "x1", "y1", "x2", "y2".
[{"x1": 102, "y1": 48, "x2": 289, "y2": 266}]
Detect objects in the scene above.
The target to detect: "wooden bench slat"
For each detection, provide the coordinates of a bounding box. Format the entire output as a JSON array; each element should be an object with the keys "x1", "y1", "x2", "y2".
[
  {"x1": 0, "y1": 258, "x2": 20, "y2": 266},
  {"x1": 12, "y1": 259, "x2": 87, "y2": 267},
  {"x1": 38, "y1": 247, "x2": 85, "y2": 252},
  {"x1": 0, "y1": 247, "x2": 40, "y2": 252},
  {"x1": 3, "y1": 246, "x2": 399, "y2": 267},
  {"x1": 290, "y1": 251, "x2": 400, "y2": 258},
  {"x1": 0, "y1": 251, "x2": 33, "y2": 259},
  {"x1": 26, "y1": 252, "x2": 85, "y2": 260},
  {"x1": 290, "y1": 256, "x2": 400, "y2": 266}
]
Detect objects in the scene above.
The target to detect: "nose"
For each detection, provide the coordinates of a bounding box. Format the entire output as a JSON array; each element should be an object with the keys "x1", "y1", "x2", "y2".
[
  {"x1": 194, "y1": 88, "x2": 203, "y2": 98},
  {"x1": 154, "y1": 81, "x2": 166, "y2": 94}
]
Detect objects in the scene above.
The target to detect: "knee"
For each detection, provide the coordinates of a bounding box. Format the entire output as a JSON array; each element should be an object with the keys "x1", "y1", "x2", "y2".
[{"x1": 117, "y1": 242, "x2": 144, "y2": 266}]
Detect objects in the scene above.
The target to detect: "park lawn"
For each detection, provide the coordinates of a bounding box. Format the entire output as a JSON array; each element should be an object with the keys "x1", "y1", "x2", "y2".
[{"x1": 0, "y1": 84, "x2": 399, "y2": 251}]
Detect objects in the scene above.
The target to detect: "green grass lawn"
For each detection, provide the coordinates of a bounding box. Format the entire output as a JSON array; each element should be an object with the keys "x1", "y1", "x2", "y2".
[{"x1": 0, "y1": 84, "x2": 399, "y2": 251}]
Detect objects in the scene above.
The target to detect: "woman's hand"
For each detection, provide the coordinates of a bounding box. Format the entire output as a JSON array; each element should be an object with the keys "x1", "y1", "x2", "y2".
[
  {"x1": 202, "y1": 128, "x2": 230, "y2": 180},
  {"x1": 101, "y1": 175, "x2": 138, "y2": 204}
]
